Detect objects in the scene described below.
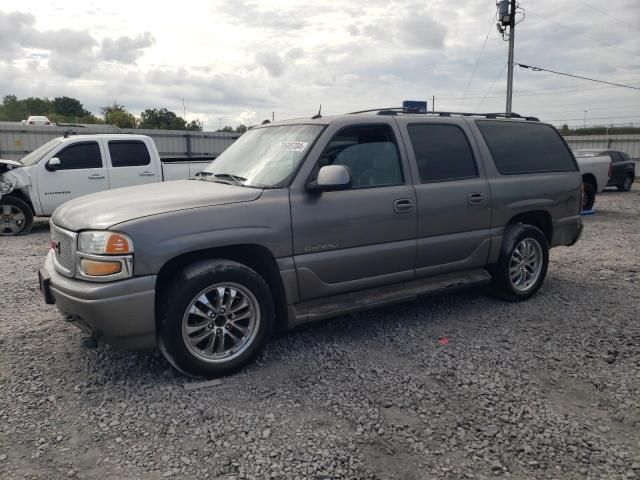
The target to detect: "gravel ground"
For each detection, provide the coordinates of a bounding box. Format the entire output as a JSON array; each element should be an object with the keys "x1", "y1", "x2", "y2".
[{"x1": 1, "y1": 187, "x2": 639, "y2": 480}]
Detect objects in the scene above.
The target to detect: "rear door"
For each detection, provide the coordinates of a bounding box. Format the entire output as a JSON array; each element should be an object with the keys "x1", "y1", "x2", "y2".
[
  {"x1": 290, "y1": 121, "x2": 417, "y2": 300},
  {"x1": 37, "y1": 140, "x2": 109, "y2": 215},
  {"x1": 105, "y1": 139, "x2": 160, "y2": 188},
  {"x1": 398, "y1": 120, "x2": 492, "y2": 276},
  {"x1": 607, "y1": 151, "x2": 624, "y2": 186}
]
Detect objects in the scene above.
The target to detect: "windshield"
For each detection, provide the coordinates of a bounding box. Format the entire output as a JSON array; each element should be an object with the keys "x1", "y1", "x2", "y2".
[
  {"x1": 202, "y1": 124, "x2": 324, "y2": 187},
  {"x1": 20, "y1": 139, "x2": 62, "y2": 166}
]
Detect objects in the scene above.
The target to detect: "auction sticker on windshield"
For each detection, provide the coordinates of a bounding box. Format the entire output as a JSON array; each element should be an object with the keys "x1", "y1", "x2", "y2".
[{"x1": 279, "y1": 141, "x2": 308, "y2": 152}]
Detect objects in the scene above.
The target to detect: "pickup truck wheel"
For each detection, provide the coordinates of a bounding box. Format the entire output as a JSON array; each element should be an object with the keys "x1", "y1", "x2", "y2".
[
  {"x1": 158, "y1": 260, "x2": 274, "y2": 378},
  {"x1": 490, "y1": 224, "x2": 549, "y2": 301},
  {"x1": 582, "y1": 182, "x2": 596, "y2": 211},
  {"x1": 0, "y1": 196, "x2": 33, "y2": 236},
  {"x1": 618, "y1": 175, "x2": 633, "y2": 192}
]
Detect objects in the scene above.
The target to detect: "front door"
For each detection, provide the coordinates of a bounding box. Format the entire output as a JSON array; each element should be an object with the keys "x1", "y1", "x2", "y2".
[
  {"x1": 290, "y1": 123, "x2": 417, "y2": 300},
  {"x1": 398, "y1": 121, "x2": 492, "y2": 277},
  {"x1": 37, "y1": 141, "x2": 109, "y2": 215}
]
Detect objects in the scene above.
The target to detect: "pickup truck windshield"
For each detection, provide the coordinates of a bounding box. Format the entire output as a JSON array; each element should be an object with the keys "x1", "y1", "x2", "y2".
[
  {"x1": 20, "y1": 139, "x2": 62, "y2": 166},
  {"x1": 202, "y1": 124, "x2": 324, "y2": 187}
]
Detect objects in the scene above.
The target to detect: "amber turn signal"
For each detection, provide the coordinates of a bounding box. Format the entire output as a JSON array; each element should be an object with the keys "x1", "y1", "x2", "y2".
[
  {"x1": 80, "y1": 259, "x2": 122, "y2": 276},
  {"x1": 105, "y1": 233, "x2": 133, "y2": 254}
]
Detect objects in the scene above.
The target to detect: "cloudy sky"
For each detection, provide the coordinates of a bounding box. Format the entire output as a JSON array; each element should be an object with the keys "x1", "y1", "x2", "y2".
[{"x1": 1, "y1": 0, "x2": 639, "y2": 128}]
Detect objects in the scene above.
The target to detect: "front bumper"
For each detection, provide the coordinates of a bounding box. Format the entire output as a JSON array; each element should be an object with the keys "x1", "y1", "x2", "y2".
[{"x1": 40, "y1": 250, "x2": 157, "y2": 350}]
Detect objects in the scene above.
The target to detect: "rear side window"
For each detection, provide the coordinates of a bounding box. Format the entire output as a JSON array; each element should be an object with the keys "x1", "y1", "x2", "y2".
[
  {"x1": 108, "y1": 141, "x2": 151, "y2": 167},
  {"x1": 56, "y1": 142, "x2": 102, "y2": 170},
  {"x1": 477, "y1": 121, "x2": 577, "y2": 174},
  {"x1": 407, "y1": 124, "x2": 478, "y2": 183}
]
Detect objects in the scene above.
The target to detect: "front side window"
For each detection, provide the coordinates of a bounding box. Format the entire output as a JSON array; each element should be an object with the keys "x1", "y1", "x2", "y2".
[
  {"x1": 477, "y1": 121, "x2": 577, "y2": 174},
  {"x1": 315, "y1": 124, "x2": 403, "y2": 188},
  {"x1": 202, "y1": 124, "x2": 324, "y2": 187},
  {"x1": 56, "y1": 142, "x2": 102, "y2": 170},
  {"x1": 109, "y1": 141, "x2": 151, "y2": 167},
  {"x1": 407, "y1": 124, "x2": 477, "y2": 183}
]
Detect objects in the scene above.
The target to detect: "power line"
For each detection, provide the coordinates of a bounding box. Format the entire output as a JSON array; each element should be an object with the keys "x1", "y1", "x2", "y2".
[
  {"x1": 516, "y1": 63, "x2": 640, "y2": 91},
  {"x1": 548, "y1": 114, "x2": 640, "y2": 122},
  {"x1": 474, "y1": 62, "x2": 508, "y2": 112},
  {"x1": 526, "y1": 10, "x2": 638, "y2": 56},
  {"x1": 459, "y1": 15, "x2": 496, "y2": 110},
  {"x1": 575, "y1": 0, "x2": 640, "y2": 32}
]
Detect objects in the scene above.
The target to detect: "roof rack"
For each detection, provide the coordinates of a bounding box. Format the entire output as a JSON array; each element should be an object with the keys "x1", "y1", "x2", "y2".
[{"x1": 347, "y1": 107, "x2": 539, "y2": 122}]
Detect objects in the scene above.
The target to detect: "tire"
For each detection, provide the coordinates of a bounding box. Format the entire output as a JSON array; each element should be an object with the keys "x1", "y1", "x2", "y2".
[
  {"x1": 0, "y1": 195, "x2": 33, "y2": 236},
  {"x1": 158, "y1": 259, "x2": 274, "y2": 378},
  {"x1": 582, "y1": 182, "x2": 596, "y2": 211},
  {"x1": 490, "y1": 224, "x2": 549, "y2": 302},
  {"x1": 617, "y1": 175, "x2": 633, "y2": 192}
]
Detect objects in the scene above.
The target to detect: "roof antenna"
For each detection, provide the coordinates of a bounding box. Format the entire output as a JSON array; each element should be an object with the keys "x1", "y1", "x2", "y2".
[{"x1": 311, "y1": 104, "x2": 322, "y2": 119}]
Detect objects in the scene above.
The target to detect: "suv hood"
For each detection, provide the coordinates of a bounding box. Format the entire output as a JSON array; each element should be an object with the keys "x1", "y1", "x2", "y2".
[{"x1": 52, "y1": 180, "x2": 263, "y2": 231}]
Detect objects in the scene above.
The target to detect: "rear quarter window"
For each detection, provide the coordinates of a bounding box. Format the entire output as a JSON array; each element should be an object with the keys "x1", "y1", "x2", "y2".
[
  {"x1": 477, "y1": 121, "x2": 577, "y2": 174},
  {"x1": 108, "y1": 141, "x2": 151, "y2": 167}
]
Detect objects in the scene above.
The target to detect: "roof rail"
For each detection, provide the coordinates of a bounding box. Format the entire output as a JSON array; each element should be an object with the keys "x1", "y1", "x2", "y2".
[{"x1": 347, "y1": 107, "x2": 539, "y2": 122}]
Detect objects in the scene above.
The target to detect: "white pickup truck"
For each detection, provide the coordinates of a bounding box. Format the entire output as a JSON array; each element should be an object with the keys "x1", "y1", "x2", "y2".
[
  {"x1": 574, "y1": 150, "x2": 612, "y2": 211},
  {"x1": 0, "y1": 134, "x2": 213, "y2": 235}
]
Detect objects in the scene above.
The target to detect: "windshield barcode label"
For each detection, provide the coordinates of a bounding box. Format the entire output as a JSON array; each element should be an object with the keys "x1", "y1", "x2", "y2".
[{"x1": 279, "y1": 142, "x2": 308, "y2": 152}]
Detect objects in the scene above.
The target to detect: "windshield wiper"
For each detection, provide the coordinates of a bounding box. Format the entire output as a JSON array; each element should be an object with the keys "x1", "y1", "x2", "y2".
[{"x1": 211, "y1": 173, "x2": 247, "y2": 186}]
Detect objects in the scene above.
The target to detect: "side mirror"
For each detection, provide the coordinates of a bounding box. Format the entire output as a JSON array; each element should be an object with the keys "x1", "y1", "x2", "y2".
[
  {"x1": 307, "y1": 165, "x2": 352, "y2": 192},
  {"x1": 46, "y1": 157, "x2": 61, "y2": 172}
]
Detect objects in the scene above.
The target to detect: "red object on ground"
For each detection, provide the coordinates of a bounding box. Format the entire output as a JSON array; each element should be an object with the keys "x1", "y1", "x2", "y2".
[{"x1": 439, "y1": 338, "x2": 449, "y2": 346}]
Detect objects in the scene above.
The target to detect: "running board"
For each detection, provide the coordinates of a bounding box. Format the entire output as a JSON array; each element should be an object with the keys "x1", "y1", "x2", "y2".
[{"x1": 288, "y1": 268, "x2": 491, "y2": 328}]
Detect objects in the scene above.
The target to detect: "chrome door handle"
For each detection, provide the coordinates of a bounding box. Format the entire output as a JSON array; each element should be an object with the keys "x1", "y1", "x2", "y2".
[
  {"x1": 139, "y1": 171, "x2": 156, "y2": 176},
  {"x1": 468, "y1": 193, "x2": 485, "y2": 205},
  {"x1": 393, "y1": 198, "x2": 414, "y2": 213},
  {"x1": 88, "y1": 174, "x2": 105, "y2": 179}
]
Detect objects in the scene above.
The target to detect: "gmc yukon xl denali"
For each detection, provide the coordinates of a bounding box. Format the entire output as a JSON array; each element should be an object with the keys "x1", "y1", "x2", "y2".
[{"x1": 39, "y1": 109, "x2": 583, "y2": 377}]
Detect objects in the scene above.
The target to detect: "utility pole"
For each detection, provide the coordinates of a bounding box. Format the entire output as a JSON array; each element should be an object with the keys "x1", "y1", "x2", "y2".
[
  {"x1": 583, "y1": 110, "x2": 587, "y2": 129},
  {"x1": 505, "y1": 0, "x2": 516, "y2": 116},
  {"x1": 272, "y1": 111, "x2": 275, "y2": 122}
]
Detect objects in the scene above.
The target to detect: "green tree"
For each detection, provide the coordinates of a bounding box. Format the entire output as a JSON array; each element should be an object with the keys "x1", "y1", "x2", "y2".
[
  {"x1": 185, "y1": 119, "x2": 203, "y2": 131},
  {"x1": 107, "y1": 110, "x2": 137, "y2": 128},
  {"x1": 217, "y1": 126, "x2": 234, "y2": 133},
  {"x1": 139, "y1": 108, "x2": 187, "y2": 130},
  {"x1": 53, "y1": 96, "x2": 90, "y2": 118},
  {"x1": 0, "y1": 95, "x2": 28, "y2": 121},
  {"x1": 235, "y1": 124, "x2": 248, "y2": 134},
  {"x1": 23, "y1": 97, "x2": 54, "y2": 116},
  {"x1": 101, "y1": 102, "x2": 128, "y2": 118}
]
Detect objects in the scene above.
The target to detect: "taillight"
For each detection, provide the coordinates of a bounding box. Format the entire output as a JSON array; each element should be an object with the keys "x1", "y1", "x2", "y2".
[
  {"x1": 581, "y1": 182, "x2": 584, "y2": 209},
  {"x1": 608, "y1": 162, "x2": 613, "y2": 177}
]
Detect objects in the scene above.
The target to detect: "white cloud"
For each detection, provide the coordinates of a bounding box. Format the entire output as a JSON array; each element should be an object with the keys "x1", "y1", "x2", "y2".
[{"x1": 0, "y1": 0, "x2": 638, "y2": 128}]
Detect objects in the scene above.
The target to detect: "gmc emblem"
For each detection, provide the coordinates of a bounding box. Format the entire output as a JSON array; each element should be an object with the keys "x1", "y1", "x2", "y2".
[{"x1": 51, "y1": 239, "x2": 61, "y2": 255}]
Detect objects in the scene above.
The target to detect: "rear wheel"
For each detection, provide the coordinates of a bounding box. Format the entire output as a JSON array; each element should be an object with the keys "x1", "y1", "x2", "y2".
[
  {"x1": 618, "y1": 175, "x2": 633, "y2": 192},
  {"x1": 490, "y1": 224, "x2": 549, "y2": 301},
  {"x1": 158, "y1": 260, "x2": 274, "y2": 378},
  {"x1": 0, "y1": 196, "x2": 33, "y2": 236},
  {"x1": 582, "y1": 182, "x2": 596, "y2": 211}
]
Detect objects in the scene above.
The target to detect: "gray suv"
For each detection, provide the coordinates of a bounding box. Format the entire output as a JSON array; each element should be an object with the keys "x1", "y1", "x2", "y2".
[{"x1": 39, "y1": 109, "x2": 583, "y2": 377}]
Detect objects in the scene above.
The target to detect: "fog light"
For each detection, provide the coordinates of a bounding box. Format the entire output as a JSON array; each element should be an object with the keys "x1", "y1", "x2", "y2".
[{"x1": 80, "y1": 259, "x2": 122, "y2": 276}]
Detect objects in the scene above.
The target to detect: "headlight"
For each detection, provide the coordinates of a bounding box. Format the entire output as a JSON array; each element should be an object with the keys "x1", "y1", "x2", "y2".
[
  {"x1": 78, "y1": 231, "x2": 134, "y2": 255},
  {"x1": 76, "y1": 231, "x2": 134, "y2": 282}
]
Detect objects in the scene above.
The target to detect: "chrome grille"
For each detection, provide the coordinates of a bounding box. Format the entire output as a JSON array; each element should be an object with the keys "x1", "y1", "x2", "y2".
[{"x1": 51, "y1": 224, "x2": 77, "y2": 276}]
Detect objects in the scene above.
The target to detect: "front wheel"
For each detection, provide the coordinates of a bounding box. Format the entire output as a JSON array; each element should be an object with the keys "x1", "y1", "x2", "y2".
[
  {"x1": 0, "y1": 195, "x2": 33, "y2": 236},
  {"x1": 158, "y1": 260, "x2": 274, "y2": 378},
  {"x1": 490, "y1": 224, "x2": 549, "y2": 301}
]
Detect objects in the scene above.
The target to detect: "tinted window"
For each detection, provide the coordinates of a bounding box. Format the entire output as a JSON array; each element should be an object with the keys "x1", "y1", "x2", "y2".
[
  {"x1": 109, "y1": 141, "x2": 151, "y2": 167},
  {"x1": 317, "y1": 124, "x2": 403, "y2": 187},
  {"x1": 477, "y1": 121, "x2": 577, "y2": 174},
  {"x1": 56, "y1": 142, "x2": 102, "y2": 170},
  {"x1": 407, "y1": 124, "x2": 477, "y2": 183}
]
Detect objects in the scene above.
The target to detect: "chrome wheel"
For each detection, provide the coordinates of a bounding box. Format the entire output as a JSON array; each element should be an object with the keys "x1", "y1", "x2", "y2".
[
  {"x1": 0, "y1": 203, "x2": 26, "y2": 235},
  {"x1": 181, "y1": 283, "x2": 260, "y2": 364},
  {"x1": 509, "y1": 238, "x2": 543, "y2": 292}
]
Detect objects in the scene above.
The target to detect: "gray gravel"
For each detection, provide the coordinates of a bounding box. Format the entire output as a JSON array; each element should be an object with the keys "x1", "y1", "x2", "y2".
[{"x1": 1, "y1": 187, "x2": 639, "y2": 480}]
